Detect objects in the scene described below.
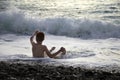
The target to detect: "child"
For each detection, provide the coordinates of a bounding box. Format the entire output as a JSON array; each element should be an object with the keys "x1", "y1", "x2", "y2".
[{"x1": 30, "y1": 30, "x2": 66, "y2": 58}]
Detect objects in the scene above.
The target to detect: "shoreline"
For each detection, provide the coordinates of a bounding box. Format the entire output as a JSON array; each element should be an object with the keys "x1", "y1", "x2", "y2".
[{"x1": 0, "y1": 60, "x2": 120, "y2": 80}]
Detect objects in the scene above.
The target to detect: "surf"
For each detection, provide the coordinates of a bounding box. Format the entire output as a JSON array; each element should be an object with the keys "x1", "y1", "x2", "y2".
[{"x1": 0, "y1": 10, "x2": 120, "y2": 39}]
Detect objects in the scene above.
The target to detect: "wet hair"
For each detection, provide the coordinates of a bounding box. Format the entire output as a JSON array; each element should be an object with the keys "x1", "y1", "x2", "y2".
[{"x1": 36, "y1": 32, "x2": 45, "y2": 42}]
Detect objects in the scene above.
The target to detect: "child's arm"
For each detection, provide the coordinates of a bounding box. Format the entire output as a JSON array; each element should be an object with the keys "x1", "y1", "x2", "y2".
[
  {"x1": 30, "y1": 31, "x2": 39, "y2": 45},
  {"x1": 44, "y1": 46, "x2": 62, "y2": 58}
]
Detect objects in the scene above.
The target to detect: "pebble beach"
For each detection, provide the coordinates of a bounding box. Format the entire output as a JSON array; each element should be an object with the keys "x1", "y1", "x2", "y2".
[{"x1": 0, "y1": 60, "x2": 120, "y2": 80}]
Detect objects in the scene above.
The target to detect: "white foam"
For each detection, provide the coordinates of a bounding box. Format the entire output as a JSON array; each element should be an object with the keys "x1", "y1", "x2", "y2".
[
  {"x1": 0, "y1": 34, "x2": 120, "y2": 66},
  {"x1": 0, "y1": 10, "x2": 120, "y2": 39}
]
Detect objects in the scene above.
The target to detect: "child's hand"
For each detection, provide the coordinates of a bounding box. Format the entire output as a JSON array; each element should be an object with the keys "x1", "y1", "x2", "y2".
[
  {"x1": 51, "y1": 47, "x2": 56, "y2": 51},
  {"x1": 50, "y1": 47, "x2": 56, "y2": 52},
  {"x1": 35, "y1": 30, "x2": 39, "y2": 34},
  {"x1": 60, "y1": 47, "x2": 66, "y2": 55}
]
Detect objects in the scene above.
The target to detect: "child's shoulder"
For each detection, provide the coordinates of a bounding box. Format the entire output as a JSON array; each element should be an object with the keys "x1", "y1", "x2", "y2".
[
  {"x1": 41, "y1": 45, "x2": 47, "y2": 49},
  {"x1": 42, "y1": 45, "x2": 46, "y2": 47}
]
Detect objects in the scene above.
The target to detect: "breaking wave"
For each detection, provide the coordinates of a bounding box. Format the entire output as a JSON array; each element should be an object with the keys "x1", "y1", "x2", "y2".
[{"x1": 0, "y1": 10, "x2": 120, "y2": 39}]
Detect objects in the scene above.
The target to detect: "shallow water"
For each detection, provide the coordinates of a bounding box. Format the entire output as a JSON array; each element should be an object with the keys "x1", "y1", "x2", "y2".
[
  {"x1": 0, "y1": 34, "x2": 120, "y2": 68},
  {"x1": 0, "y1": 0, "x2": 120, "y2": 69}
]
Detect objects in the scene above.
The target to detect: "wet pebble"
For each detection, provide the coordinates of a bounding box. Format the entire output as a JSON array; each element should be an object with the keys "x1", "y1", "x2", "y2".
[{"x1": 0, "y1": 61, "x2": 120, "y2": 80}]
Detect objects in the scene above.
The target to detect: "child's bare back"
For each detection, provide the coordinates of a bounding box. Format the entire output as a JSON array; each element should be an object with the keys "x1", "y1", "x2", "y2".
[
  {"x1": 32, "y1": 43, "x2": 45, "y2": 57},
  {"x1": 30, "y1": 31, "x2": 66, "y2": 58}
]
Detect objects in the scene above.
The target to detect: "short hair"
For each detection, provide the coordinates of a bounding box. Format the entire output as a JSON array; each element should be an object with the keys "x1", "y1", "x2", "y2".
[{"x1": 36, "y1": 32, "x2": 45, "y2": 42}]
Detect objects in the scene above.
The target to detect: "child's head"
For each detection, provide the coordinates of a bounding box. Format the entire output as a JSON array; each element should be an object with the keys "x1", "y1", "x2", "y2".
[{"x1": 36, "y1": 32, "x2": 45, "y2": 43}]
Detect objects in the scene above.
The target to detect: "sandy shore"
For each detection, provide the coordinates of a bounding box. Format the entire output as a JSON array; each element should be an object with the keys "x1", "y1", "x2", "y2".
[{"x1": 0, "y1": 60, "x2": 120, "y2": 80}]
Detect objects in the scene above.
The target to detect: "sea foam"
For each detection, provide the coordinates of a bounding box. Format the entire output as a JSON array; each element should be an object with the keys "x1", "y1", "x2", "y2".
[{"x1": 0, "y1": 10, "x2": 120, "y2": 39}]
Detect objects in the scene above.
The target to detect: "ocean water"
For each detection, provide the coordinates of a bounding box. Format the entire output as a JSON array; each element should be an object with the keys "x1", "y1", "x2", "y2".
[{"x1": 0, "y1": 0, "x2": 120, "y2": 68}]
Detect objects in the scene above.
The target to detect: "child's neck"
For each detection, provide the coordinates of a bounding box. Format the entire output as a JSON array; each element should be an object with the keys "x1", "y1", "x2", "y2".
[{"x1": 37, "y1": 42, "x2": 42, "y2": 45}]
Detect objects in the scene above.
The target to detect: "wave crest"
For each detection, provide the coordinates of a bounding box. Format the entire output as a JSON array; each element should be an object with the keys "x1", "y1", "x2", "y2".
[{"x1": 0, "y1": 10, "x2": 120, "y2": 39}]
